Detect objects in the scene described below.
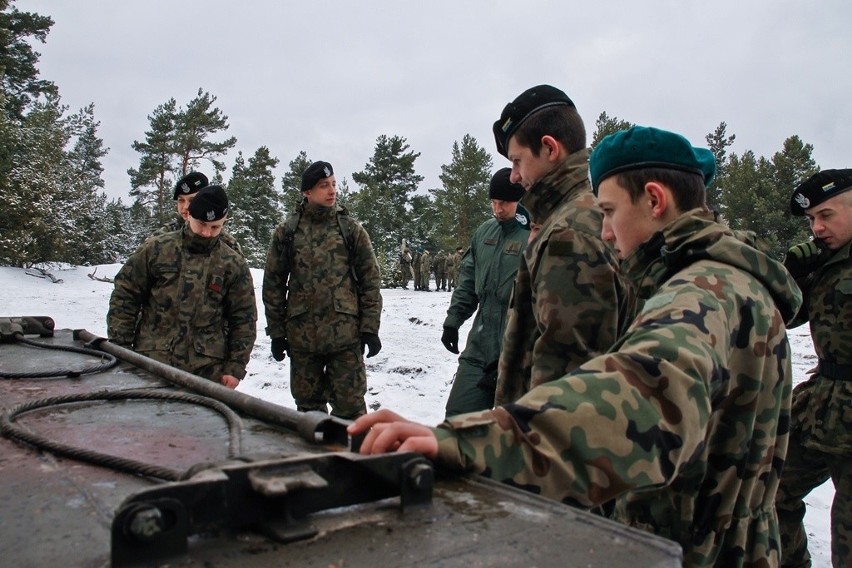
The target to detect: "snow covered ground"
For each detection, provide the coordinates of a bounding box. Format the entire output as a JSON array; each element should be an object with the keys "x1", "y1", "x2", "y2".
[{"x1": 0, "y1": 263, "x2": 834, "y2": 566}]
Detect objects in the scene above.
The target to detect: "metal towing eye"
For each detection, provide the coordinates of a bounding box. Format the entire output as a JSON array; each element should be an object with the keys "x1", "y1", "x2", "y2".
[{"x1": 111, "y1": 452, "x2": 434, "y2": 566}]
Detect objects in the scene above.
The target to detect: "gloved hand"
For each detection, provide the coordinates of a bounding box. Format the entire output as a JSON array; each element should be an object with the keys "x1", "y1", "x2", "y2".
[
  {"x1": 441, "y1": 326, "x2": 459, "y2": 354},
  {"x1": 476, "y1": 360, "x2": 499, "y2": 392},
  {"x1": 784, "y1": 239, "x2": 828, "y2": 278},
  {"x1": 270, "y1": 337, "x2": 289, "y2": 361},
  {"x1": 361, "y1": 332, "x2": 382, "y2": 358}
]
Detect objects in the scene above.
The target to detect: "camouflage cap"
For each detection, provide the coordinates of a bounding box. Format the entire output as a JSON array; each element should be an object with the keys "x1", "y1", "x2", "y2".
[
  {"x1": 173, "y1": 171, "x2": 209, "y2": 200},
  {"x1": 301, "y1": 161, "x2": 334, "y2": 192},
  {"x1": 589, "y1": 126, "x2": 716, "y2": 193},
  {"x1": 790, "y1": 168, "x2": 852, "y2": 216},
  {"x1": 188, "y1": 184, "x2": 228, "y2": 221},
  {"x1": 493, "y1": 85, "x2": 575, "y2": 158}
]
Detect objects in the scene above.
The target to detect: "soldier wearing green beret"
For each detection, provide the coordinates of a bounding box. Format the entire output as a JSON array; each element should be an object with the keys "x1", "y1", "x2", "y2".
[
  {"x1": 775, "y1": 169, "x2": 852, "y2": 568},
  {"x1": 108, "y1": 185, "x2": 257, "y2": 389},
  {"x1": 349, "y1": 126, "x2": 803, "y2": 567},
  {"x1": 489, "y1": 85, "x2": 627, "y2": 406}
]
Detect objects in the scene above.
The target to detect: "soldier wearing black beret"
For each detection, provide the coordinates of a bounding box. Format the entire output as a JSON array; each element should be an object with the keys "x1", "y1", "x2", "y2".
[
  {"x1": 776, "y1": 168, "x2": 852, "y2": 568},
  {"x1": 488, "y1": 85, "x2": 625, "y2": 408}
]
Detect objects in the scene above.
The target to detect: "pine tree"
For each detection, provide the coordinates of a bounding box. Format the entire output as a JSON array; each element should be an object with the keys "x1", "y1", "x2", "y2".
[
  {"x1": 226, "y1": 146, "x2": 281, "y2": 267},
  {"x1": 590, "y1": 112, "x2": 634, "y2": 148},
  {"x1": 280, "y1": 151, "x2": 311, "y2": 215},
  {"x1": 430, "y1": 134, "x2": 492, "y2": 251},
  {"x1": 0, "y1": 0, "x2": 57, "y2": 120},
  {"x1": 127, "y1": 98, "x2": 178, "y2": 227},
  {"x1": 174, "y1": 88, "x2": 237, "y2": 177},
  {"x1": 350, "y1": 134, "x2": 423, "y2": 260},
  {"x1": 704, "y1": 122, "x2": 736, "y2": 211}
]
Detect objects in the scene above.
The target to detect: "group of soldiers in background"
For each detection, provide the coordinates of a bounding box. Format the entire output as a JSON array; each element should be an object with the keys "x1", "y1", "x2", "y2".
[{"x1": 399, "y1": 243, "x2": 463, "y2": 291}]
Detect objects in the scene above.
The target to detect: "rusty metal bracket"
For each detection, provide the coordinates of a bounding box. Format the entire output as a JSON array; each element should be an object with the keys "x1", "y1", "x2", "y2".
[{"x1": 111, "y1": 451, "x2": 434, "y2": 566}]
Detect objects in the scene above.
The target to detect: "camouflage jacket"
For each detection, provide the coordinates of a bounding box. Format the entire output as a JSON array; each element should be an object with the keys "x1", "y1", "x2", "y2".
[
  {"x1": 434, "y1": 251, "x2": 448, "y2": 272},
  {"x1": 150, "y1": 218, "x2": 244, "y2": 257},
  {"x1": 787, "y1": 239, "x2": 852, "y2": 455},
  {"x1": 262, "y1": 202, "x2": 381, "y2": 353},
  {"x1": 433, "y1": 210, "x2": 802, "y2": 566},
  {"x1": 444, "y1": 215, "x2": 528, "y2": 366},
  {"x1": 107, "y1": 225, "x2": 257, "y2": 380},
  {"x1": 495, "y1": 149, "x2": 627, "y2": 405},
  {"x1": 419, "y1": 252, "x2": 432, "y2": 274}
]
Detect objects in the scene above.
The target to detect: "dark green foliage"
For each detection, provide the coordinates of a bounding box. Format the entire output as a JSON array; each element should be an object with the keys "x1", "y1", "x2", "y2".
[
  {"x1": 590, "y1": 112, "x2": 634, "y2": 148},
  {"x1": 280, "y1": 150, "x2": 311, "y2": 215},
  {"x1": 430, "y1": 134, "x2": 492, "y2": 251},
  {"x1": 226, "y1": 146, "x2": 281, "y2": 268},
  {"x1": 704, "y1": 122, "x2": 736, "y2": 211},
  {"x1": 350, "y1": 135, "x2": 423, "y2": 261}
]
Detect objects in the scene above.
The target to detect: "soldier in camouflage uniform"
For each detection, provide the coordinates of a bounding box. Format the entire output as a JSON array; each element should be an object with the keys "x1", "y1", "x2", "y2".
[
  {"x1": 776, "y1": 169, "x2": 852, "y2": 568},
  {"x1": 434, "y1": 250, "x2": 448, "y2": 290},
  {"x1": 350, "y1": 126, "x2": 803, "y2": 567},
  {"x1": 441, "y1": 168, "x2": 529, "y2": 417},
  {"x1": 419, "y1": 250, "x2": 432, "y2": 291},
  {"x1": 262, "y1": 161, "x2": 382, "y2": 419},
  {"x1": 491, "y1": 85, "x2": 627, "y2": 406},
  {"x1": 444, "y1": 249, "x2": 457, "y2": 291},
  {"x1": 399, "y1": 243, "x2": 413, "y2": 289},
  {"x1": 149, "y1": 171, "x2": 243, "y2": 256},
  {"x1": 412, "y1": 248, "x2": 423, "y2": 290},
  {"x1": 108, "y1": 185, "x2": 257, "y2": 389}
]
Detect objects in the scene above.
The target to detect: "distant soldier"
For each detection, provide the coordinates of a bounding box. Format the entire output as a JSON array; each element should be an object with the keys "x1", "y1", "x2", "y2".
[
  {"x1": 399, "y1": 243, "x2": 413, "y2": 289},
  {"x1": 150, "y1": 171, "x2": 243, "y2": 256},
  {"x1": 776, "y1": 169, "x2": 852, "y2": 568},
  {"x1": 434, "y1": 250, "x2": 448, "y2": 291},
  {"x1": 419, "y1": 250, "x2": 432, "y2": 291},
  {"x1": 444, "y1": 249, "x2": 457, "y2": 291},
  {"x1": 350, "y1": 126, "x2": 803, "y2": 566},
  {"x1": 448, "y1": 247, "x2": 463, "y2": 290},
  {"x1": 108, "y1": 185, "x2": 257, "y2": 389},
  {"x1": 412, "y1": 248, "x2": 423, "y2": 290},
  {"x1": 262, "y1": 161, "x2": 383, "y2": 419},
  {"x1": 441, "y1": 168, "x2": 529, "y2": 417}
]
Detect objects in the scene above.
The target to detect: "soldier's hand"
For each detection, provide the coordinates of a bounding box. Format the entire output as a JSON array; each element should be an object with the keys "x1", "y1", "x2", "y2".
[
  {"x1": 361, "y1": 332, "x2": 382, "y2": 358},
  {"x1": 476, "y1": 360, "x2": 499, "y2": 392},
  {"x1": 221, "y1": 374, "x2": 240, "y2": 389},
  {"x1": 784, "y1": 239, "x2": 829, "y2": 278},
  {"x1": 441, "y1": 326, "x2": 459, "y2": 354},
  {"x1": 271, "y1": 337, "x2": 289, "y2": 361},
  {"x1": 348, "y1": 409, "x2": 438, "y2": 459}
]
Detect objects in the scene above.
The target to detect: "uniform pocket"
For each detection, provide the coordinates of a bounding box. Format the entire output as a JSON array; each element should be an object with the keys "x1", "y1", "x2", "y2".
[{"x1": 333, "y1": 286, "x2": 359, "y2": 316}]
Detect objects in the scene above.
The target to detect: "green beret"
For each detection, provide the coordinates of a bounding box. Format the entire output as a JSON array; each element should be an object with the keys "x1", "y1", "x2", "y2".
[
  {"x1": 589, "y1": 126, "x2": 716, "y2": 193},
  {"x1": 493, "y1": 85, "x2": 575, "y2": 158},
  {"x1": 790, "y1": 168, "x2": 852, "y2": 216}
]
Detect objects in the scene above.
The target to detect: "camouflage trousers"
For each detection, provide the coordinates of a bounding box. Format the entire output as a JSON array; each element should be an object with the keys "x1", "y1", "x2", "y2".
[
  {"x1": 288, "y1": 345, "x2": 367, "y2": 420},
  {"x1": 444, "y1": 357, "x2": 495, "y2": 419},
  {"x1": 776, "y1": 430, "x2": 851, "y2": 567}
]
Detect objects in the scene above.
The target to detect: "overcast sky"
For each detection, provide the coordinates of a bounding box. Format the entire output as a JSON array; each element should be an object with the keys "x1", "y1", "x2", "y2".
[{"x1": 17, "y1": 0, "x2": 852, "y2": 203}]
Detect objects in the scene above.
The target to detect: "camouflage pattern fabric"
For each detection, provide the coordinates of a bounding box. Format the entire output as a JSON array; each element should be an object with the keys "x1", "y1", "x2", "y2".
[
  {"x1": 433, "y1": 210, "x2": 803, "y2": 567},
  {"x1": 776, "y1": 240, "x2": 852, "y2": 567},
  {"x1": 443, "y1": 215, "x2": 528, "y2": 416},
  {"x1": 107, "y1": 224, "x2": 257, "y2": 380},
  {"x1": 150, "y1": 218, "x2": 245, "y2": 257},
  {"x1": 445, "y1": 252, "x2": 457, "y2": 290},
  {"x1": 262, "y1": 201, "x2": 381, "y2": 416},
  {"x1": 289, "y1": 345, "x2": 367, "y2": 419},
  {"x1": 496, "y1": 149, "x2": 628, "y2": 405},
  {"x1": 419, "y1": 251, "x2": 432, "y2": 290},
  {"x1": 412, "y1": 250, "x2": 423, "y2": 289},
  {"x1": 434, "y1": 250, "x2": 448, "y2": 290}
]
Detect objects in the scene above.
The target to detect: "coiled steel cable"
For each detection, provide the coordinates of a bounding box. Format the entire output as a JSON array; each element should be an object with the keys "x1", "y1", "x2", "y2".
[
  {"x1": 0, "y1": 389, "x2": 244, "y2": 481},
  {"x1": 0, "y1": 334, "x2": 118, "y2": 379}
]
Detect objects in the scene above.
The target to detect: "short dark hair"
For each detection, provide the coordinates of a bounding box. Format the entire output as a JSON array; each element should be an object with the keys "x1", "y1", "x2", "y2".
[
  {"x1": 511, "y1": 106, "x2": 586, "y2": 156},
  {"x1": 615, "y1": 168, "x2": 707, "y2": 212}
]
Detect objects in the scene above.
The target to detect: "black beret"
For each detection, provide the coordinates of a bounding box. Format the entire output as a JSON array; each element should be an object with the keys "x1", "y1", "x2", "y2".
[
  {"x1": 489, "y1": 167, "x2": 525, "y2": 202},
  {"x1": 493, "y1": 85, "x2": 575, "y2": 158},
  {"x1": 173, "y1": 171, "x2": 209, "y2": 200},
  {"x1": 790, "y1": 168, "x2": 852, "y2": 216},
  {"x1": 589, "y1": 126, "x2": 716, "y2": 193},
  {"x1": 188, "y1": 184, "x2": 229, "y2": 221},
  {"x1": 301, "y1": 161, "x2": 334, "y2": 192}
]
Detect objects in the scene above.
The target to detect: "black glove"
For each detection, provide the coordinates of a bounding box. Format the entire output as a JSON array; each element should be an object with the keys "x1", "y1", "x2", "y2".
[
  {"x1": 784, "y1": 239, "x2": 828, "y2": 278},
  {"x1": 476, "y1": 360, "x2": 499, "y2": 392},
  {"x1": 361, "y1": 332, "x2": 382, "y2": 358},
  {"x1": 441, "y1": 326, "x2": 459, "y2": 354},
  {"x1": 270, "y1": 337, "x2": 289, "y2": 361}
]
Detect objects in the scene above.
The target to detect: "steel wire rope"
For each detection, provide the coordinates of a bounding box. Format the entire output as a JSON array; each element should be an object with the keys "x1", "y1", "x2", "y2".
[
  {"x1": 0, "y1": 334, "x2": 119, "y2": 379},
  {"x1": 0, "y1": 389, "x2": 245, "y2": 481}
]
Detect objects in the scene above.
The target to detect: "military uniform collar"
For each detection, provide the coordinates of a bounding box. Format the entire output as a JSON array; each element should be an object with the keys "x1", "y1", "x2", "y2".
[{"x1": 522, "y1": 148, "x2": 592, "y2": 224}]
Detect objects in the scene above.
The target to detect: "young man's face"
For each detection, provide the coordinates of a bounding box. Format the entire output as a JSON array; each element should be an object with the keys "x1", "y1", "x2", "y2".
[
  {"x1": 596, "y1": 177, "x2": 658, "y2": 260},
  {"x1": 506, "y1": 137, "x2": 553, "y2": 190},
  {"x1": 491, "y1": 199, "x2": 519, "y2": 222},
  {"x1": 805, "y1": 192, "x2": 852, "y2": 250},
  {"x1": 188, "y1": 216, "x2": 226, "y2": 239},
  {"x1": 304, "y1": 175, "x2": 337, "y2": 207},
  {"x1": 177, "y1": 193, "x2": 196, "y2": 220}
]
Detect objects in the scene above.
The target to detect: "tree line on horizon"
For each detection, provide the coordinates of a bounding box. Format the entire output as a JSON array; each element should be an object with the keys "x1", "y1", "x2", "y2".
[{"x1": 0, "y1": 1, "x2": 814, "y2": 280}]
